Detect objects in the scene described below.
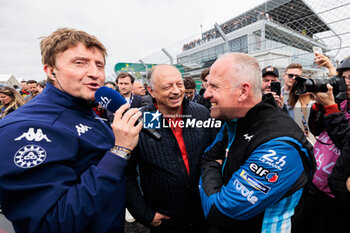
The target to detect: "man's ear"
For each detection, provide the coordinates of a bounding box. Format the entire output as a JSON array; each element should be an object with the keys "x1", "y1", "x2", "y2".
[
  {"x1": 147, "y1": 86, "x2": 155, "y2": 98},
  {"x1": 238, "y1": 82, "x2": 250, "y2": 102},
  {"x1": 43, "y1": 65, "x2": 55, "y2": 82}
]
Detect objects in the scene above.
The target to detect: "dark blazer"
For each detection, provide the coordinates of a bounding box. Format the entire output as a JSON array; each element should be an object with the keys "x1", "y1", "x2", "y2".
[
  {"x1": 131, "y1": 94, "x2": 142, "y2": 108},
  {"x1": 126, "y1": 98, "x2": 217, "y2": 232}
]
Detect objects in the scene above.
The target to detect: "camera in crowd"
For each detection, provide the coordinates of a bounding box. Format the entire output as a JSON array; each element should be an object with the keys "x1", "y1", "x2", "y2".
[{"x1": 293, "y1": 75, "x2": 347, "y2": 103}]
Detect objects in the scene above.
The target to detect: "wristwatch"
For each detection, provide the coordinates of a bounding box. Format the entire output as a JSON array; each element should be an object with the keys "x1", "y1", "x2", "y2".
[{"x1": 110, "y1": 147, "x2": 131, "y2": 160}]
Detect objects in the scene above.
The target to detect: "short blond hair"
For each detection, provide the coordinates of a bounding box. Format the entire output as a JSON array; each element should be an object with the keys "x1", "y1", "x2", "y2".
[{"x1": 40, "y1": 28, "x2": 107, "y2": 68}]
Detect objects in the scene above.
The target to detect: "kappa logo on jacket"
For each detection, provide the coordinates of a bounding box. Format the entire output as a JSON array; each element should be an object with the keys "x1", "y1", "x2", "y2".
[
  {"x1": 15, "y1": 128, "x2": 52, "y2": 142},
  {"x1": 75, "y1": 123, "x2": 92, "y2": 136}
]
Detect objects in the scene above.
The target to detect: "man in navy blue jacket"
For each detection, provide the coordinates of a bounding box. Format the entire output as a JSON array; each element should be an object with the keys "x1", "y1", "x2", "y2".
[{"x1": 0, "y1": 28, "x2": 142, "y2": 233}]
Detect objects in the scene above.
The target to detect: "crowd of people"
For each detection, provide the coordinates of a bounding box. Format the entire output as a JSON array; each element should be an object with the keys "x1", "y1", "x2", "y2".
[
  {"x1": 0, "y1": 79, "x2": 47, "y2": 119},
  {"x1": 0, "y1": 27, "x2": 349, "y2": 233},
  {"x1": 182, "y1": 10, "x2": 272, "y2": 51}
]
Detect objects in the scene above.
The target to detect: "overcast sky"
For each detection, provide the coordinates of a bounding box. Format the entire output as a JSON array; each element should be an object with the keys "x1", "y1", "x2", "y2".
[{"x1": 0, "y1": 0, "x2": 267, "y2": 82}]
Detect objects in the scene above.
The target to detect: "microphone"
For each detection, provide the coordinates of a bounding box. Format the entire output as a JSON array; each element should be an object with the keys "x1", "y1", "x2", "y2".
[{"x1": 95, "y1": 86, "x2": 161, "y2": 141}]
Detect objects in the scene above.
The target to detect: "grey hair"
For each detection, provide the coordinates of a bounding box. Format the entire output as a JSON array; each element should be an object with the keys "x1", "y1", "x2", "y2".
[
  {"x1": 219, "y1": 53, "x2": 262, "y2": 98},
  {"x1": 146, "y1": 67, "x2": 155, "y2": 89}
]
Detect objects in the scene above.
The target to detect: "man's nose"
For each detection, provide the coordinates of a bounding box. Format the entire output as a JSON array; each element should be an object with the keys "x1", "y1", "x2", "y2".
[{"x1": 87, "y1": 63, "x2": 99, "y2": 79}]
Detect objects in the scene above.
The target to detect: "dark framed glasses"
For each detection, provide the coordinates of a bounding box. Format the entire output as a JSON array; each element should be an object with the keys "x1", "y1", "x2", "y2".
[
  {"x1": 342, "y1": 76, "x2": 350, "y2": 81},
  {"x1": 287, "y1": 74, "x2": 299, "y2": 79}
]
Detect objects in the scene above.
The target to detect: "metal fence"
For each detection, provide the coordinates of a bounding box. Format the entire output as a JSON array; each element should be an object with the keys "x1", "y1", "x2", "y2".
[{"x1": 119, "y1": 0, "x2": 350, "y2": 80}]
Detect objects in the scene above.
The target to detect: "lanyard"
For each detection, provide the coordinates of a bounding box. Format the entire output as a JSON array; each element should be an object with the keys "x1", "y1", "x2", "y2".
[
  {"x1": 222, "y1": 119, "x2": 237, "y2": 175},
  {"x1": 300, "y1": 103, "x2": 311, "y2": 137},
  {"x1": 128, "y1": 94, "x2": 134, "y2": 105}
]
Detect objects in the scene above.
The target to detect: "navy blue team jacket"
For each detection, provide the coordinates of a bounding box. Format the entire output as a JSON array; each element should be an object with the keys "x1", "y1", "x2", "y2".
[{"x1": 0, "y1": 83, "x2": 127, "y2": 233}]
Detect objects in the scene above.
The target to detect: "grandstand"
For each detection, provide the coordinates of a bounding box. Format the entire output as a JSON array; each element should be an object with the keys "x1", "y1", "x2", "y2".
[{"x1": 177, "y1": 0, "x2": 337, "y2": 78}]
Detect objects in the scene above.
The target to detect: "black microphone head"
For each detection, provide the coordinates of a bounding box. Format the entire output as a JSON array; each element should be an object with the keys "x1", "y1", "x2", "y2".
[{"x1": 95, "y1": 86, "x2": 127, "y2": 112}]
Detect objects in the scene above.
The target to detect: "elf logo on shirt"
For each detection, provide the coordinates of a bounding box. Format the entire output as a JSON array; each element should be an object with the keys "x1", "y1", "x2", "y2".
[{"x1": 249, "y1": 163, "x2": 279, "y2": 183}]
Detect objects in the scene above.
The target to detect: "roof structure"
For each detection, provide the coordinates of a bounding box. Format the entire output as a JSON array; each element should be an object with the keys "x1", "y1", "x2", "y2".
[
  {"x1": 0, "y1": 74, "x2": 14, "y2": 82},
  {"x1": 205, "y1": 0, "x2": 330, "y2": 39}
]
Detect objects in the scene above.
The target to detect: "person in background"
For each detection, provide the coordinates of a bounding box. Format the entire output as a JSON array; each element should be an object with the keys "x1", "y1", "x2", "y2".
[
  {"x1": 282, "y1": 63, "x2": 303, "y2": 118},
  {"x1": 133, "y1": 80, "x2": 152, "y2": 106},
  {"x1": 314, "y1": 53, "x2": 337, "y2": 76},
  {"x1": 132, "y1": 81, "x2": 146, "y2": 96},
  {"x1": 197, "y1": 68, "x2": 211, "y2": 110},
  {"x1": 116, "y1": 72, "x2": 142, "y2": 108},
  {"x1": 0, "y1": 27, "x2": 142, "y2": 233},
  {"x1": 288, "y1": 83, "x2": 316, "y2": 145},
  {"x1": 0, "y1": 86, "x2": 25, "y2": 119},
  {"x1": 261, "y1": 66, "x2": 284, "y2": 109},
  {"x1": 19, "y1": 80, "x2": 29, "y2": 97},
  {"x1": 315, "y1": 84, "x2": 350, "y2": 206},
  {"x1": 37, "y1": 80, "x2": 47, "y2": 94},
  {"x1": 183, "y1": 76, "x2": 199, "y2": 102},
  {"x1": 107, "y1": 72, "x2": 143, "y2": 124},
  {"x1": 19, "y1": 80, "x2": 29, "y2": 96},
  {"x1": 306, "y1": 56, "x2": 350, "y2": 233},
  {"x1": 104, "y1": 81, "x2": 116, "y2": 90},
  {"x1": 291, "y1": 52, "x2": 336, "y2": 145},
  {"x1": 199, "y1": 53, "x2": 314, "y2": 233},
  {"x1": 24, "y1": 80, "x2": 39, "y2": 102}
]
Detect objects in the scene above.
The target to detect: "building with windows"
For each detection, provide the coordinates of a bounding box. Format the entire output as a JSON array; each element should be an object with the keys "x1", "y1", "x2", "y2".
[{"x1": 177, "y1": 0, "x2": 333, "y2": 78}]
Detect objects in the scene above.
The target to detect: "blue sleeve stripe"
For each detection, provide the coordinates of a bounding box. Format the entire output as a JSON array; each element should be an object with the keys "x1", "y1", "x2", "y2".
[
  {"x1": 199, "y1": 177, "x2": 217, "y2": 217},
  {"x1": 262, "y1": 188, "x2": 303, "y2": 233}
]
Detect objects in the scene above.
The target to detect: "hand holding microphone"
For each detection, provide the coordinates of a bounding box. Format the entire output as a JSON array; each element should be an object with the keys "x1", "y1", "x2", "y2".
[
  {"x1": 112, "y1": 103, "x2": 143, "y2": 151},
  {"x1": 95, "y1": 87, "x2": 161, "y2": 143}
]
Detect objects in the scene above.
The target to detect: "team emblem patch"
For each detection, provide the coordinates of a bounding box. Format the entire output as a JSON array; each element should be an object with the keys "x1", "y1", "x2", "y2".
[
  {"x1": 14, "y1": 145, "x2": 47, "y2": 168},
  {"x1": 266, "y1": 172, "x2": 279, "y2": 183}
]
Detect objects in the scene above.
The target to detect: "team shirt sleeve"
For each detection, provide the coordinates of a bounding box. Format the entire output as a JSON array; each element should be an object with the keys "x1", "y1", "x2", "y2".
[{"x1": 199, "y1": 138, "x2": 305, "y2": 225}]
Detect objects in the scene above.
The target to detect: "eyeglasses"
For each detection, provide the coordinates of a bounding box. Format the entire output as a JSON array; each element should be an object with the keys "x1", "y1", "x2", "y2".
[
  {"x1": 343, "y1": 76, "x2": 350, "y2": 81},
  {"x1": 286, "y1": 74, "x2": 299, "y2": 79}
]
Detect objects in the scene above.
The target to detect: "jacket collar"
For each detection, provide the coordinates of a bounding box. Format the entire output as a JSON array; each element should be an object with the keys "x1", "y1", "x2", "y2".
[
  {"x1": 40, "y1": 83, "x2": 95, "y2": 114},
  {"x1": 237, "y1": 94, "x2": 277, "y2": 129}
]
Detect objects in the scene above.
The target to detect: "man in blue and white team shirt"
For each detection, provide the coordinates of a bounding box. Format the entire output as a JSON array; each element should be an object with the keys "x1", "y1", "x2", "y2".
[{"x1": 199, "y1": 52, "x2": 315, "y2": 233}]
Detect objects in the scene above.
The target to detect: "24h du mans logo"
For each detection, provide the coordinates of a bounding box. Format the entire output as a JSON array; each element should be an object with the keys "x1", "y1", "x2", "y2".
[{"x1": 14, "y1": 145, "x2": 47, "y2": 168}]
